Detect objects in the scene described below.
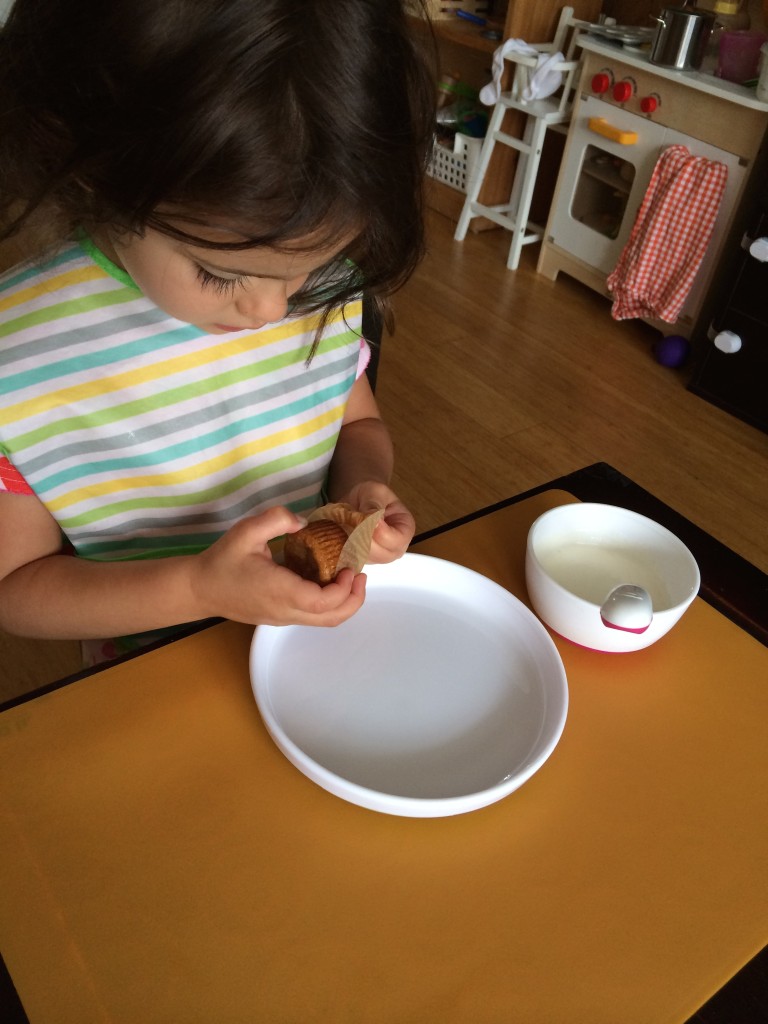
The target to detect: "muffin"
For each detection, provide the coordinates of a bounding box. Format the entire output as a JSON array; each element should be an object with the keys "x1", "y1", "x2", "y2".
[{"x1": 283, "y1": 519, "x2": 349, "y2": 585}]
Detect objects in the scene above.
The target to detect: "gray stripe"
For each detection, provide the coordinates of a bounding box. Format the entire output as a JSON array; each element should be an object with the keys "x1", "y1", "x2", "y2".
[
  {"x1": 3, "y1": 304, "x2": 172, "y2": 364},
  {"x1": 20, "y1": 349, "x2": 351, "y2": 476},
  {"x1": 68, "y1": 466, "x2": 325, "y2": 542}
]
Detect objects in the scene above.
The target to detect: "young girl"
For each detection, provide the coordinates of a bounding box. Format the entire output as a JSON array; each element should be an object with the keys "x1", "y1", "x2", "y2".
[{"x1": 0, "y1": 0, "x2": 436, "y2": 662}]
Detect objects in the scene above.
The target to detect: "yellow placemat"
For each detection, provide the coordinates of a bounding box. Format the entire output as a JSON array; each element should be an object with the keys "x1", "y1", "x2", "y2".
[{"x1": 1, "y1": 491, "x2": 766, "y2": 1024}]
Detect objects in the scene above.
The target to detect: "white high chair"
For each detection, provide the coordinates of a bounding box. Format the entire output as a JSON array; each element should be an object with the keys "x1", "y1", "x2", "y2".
[{"x1": 454, "y1": 6, "x2": 583, "y2": 270}]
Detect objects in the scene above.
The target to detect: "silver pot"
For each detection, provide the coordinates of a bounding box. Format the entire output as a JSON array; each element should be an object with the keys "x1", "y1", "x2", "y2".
[{"x1": 649, "y1": 6, "x2": 714, "y2": 70}]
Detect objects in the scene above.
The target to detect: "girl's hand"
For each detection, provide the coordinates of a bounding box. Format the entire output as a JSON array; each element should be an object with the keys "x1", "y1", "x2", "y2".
[
  {"x1": 0, "y1": 498, "x2": 365, "y2": 639},
  {"x1": 191, "y1": 506, "x2": 366, "y2": 627},
  {"x1": 341, "y1": 482, "x2": 416, "y2": 565}
]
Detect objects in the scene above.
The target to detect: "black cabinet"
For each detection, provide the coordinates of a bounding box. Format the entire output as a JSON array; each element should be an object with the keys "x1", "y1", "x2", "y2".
[{"x1": 688, "y1": 201, "x2": 768, "y2": 434}]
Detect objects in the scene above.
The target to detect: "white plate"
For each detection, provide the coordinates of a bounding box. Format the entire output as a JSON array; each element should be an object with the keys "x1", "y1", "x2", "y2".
[
  {"x1": 586, "y1": 24, "x2": 655, "y2": 45},
  {"x1": 250, "y1": 554, "x2": 568, "y2": 817}
]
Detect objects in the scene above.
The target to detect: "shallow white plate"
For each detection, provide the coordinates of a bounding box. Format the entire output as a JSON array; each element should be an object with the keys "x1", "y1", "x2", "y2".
[
  {"x1": 589, "y1": 24, "x2": 655, "y2": 44},
  {"x1": 250, "y1": 554, "x2": 568, "y2": 817}
]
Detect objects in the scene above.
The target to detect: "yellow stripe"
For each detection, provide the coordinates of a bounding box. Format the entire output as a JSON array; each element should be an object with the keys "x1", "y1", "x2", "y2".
[
  {"x1": 0, "y1": 265, "x2": 107, "y2": 314},
  {"x1": 46, "y1": 405, "x2": 343, "y2": 512},
  {"x1": 0, "y1": 306, "x2": 352, "y2": 427}
]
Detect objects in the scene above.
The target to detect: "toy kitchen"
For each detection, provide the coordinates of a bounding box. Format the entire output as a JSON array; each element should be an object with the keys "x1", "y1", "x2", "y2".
[{"x1": 536, "y1": 27, "x2": 768, "y2": 430}]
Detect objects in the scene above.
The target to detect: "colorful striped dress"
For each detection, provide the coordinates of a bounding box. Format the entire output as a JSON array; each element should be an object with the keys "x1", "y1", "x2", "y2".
[{"x1": 0, "y1": 237, "x2": 365, "y2": 658}]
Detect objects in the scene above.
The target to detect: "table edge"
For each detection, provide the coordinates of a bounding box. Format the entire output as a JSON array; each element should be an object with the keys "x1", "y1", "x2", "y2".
[
  {"x1": 414, "y1": 462, "x2": 767, "y2": 647},
  {"x1": 2, "y1": 462, "x2": 766, "y2": 1024}
]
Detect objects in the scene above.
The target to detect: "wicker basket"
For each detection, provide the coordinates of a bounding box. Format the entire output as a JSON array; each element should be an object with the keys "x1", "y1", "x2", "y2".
[
  {"x1": 427, "y1": 133, "x2": 483, "y2": 193},
  {"x1": 408, "y1": 1, "x2": 490, "y2": 21}
]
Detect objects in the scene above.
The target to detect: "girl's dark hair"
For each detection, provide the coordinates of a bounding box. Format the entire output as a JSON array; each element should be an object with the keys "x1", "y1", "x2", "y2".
[{"x1": 0, "y1": 0, "x2": 436, "y2": 326}]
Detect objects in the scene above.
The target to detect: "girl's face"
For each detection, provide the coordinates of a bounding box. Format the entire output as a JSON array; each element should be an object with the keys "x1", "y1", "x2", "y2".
[{"x1": 95, "y1": 220, "x2": 350, "y2": 334}]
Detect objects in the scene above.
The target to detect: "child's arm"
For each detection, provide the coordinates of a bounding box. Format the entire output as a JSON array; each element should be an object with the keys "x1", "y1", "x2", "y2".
[
  {"x1": 0, "y1": 377, "x2": 409, "y2": 642},
  {"x1": 0, "y1": 493, "x2": 365, "y2": 640},
  {"x1": 326, "y1": 374, "x2": 416, "y2": 563}
]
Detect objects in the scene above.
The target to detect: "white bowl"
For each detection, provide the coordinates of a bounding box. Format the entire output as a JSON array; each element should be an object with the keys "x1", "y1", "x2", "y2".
[
  {"x1": 525, "y1": 503, "x2": 700, "y2": 653},
  {"x1": 250, "y1": 554, "x2": 568, "y2": 817}
]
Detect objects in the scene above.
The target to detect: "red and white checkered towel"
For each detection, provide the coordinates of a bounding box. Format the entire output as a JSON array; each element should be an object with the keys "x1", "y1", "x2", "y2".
[{"x1": 607, "y1": 144, "x2": 728, "y2": 323}]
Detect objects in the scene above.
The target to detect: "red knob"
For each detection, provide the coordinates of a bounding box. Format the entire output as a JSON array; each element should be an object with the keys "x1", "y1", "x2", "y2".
[
  {"x1": 640, "y1": 95, "x2": 658, "y2": 113},
  {"x1": 591, "y1": 73, "x2": 611, "y2": 94},
  {"x1": 613, "y1": 80, "x2": 633, "y2": 103}
]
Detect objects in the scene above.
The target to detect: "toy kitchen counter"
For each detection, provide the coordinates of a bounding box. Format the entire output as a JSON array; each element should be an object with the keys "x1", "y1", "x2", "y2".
[{"x1": 537, "y1": 34, "x2": 768, "y2": 348}]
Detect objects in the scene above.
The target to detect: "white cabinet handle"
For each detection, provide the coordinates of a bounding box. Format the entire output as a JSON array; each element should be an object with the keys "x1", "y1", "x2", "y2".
[
  {"x1": 713, "y1": 330, "x2": 742, "y2": 354},
  {"x1": 748, "y1": 236, "x2": 768, "y2": 262}
]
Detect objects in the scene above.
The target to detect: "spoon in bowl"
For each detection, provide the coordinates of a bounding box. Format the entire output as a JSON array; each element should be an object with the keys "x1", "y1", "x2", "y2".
[{"x1": 600, "y1": 584, "x2": 653, "y2": 634}]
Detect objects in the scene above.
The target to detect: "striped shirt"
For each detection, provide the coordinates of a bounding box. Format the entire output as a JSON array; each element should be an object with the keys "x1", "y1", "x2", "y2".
[{"x1": 0, "y1": 237, "x2": 365, "y2": 563}]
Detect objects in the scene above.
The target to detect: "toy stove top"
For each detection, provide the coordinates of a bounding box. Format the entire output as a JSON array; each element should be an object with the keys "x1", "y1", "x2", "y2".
[{"x1": 578, "y1": 34, "x2": 768, "y2": 111}]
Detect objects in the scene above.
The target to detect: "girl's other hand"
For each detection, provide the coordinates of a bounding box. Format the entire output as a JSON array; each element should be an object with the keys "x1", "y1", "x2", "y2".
[
  {"x1": 191, "y1": 506, "x2": 366, "y2": 627},
  {"x1": 341, "y1": 482, "x2": 416, "y2": 564}
]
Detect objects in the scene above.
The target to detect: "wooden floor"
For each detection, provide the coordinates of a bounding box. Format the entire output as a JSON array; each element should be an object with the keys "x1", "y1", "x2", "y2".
[
  {"x1": 2, "y1": 208, "x2": 766, "y2": 700},
  {"x1": 378, "y1": 209, "x2": 768, "y2": 567}
]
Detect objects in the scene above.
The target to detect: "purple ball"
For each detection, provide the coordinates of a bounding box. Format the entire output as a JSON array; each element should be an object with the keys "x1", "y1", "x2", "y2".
[{"x1": 654, "y1": 334, "x2": 690, "y2": 368}]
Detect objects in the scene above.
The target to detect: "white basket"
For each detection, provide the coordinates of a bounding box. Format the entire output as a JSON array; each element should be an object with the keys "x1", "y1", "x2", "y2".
[{"x1": 427, "y1": 133, "x2": 483, "y2": 193}]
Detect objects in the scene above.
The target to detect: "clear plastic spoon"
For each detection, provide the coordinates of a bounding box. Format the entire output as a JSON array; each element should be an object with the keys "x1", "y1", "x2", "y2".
[{"x1": 600, "y1": 584, "x2": 653, "y2": 634}]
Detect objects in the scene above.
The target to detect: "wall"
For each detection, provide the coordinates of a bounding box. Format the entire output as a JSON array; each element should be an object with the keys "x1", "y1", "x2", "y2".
[{"x1": 602, "y1": 0, "x2": 766, "y2": 31}]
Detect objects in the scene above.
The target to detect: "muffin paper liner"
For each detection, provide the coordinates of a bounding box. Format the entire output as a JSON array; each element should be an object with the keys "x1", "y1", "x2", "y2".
[{"x1": 307, "y1": 502, "x2": 385, "y2": 575}]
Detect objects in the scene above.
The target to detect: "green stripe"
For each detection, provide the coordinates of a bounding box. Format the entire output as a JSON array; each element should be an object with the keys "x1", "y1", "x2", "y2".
[
  {"x1": 78, "y1": 498, "x2": 319, "y2": 560},
  {"x1": 0, "y1": 286, "x2": 140, "y2": 339},
  {"x1": 82, "y1": 537, "x2": 219, "y2": 561},
  {"x1": 0, "y1": 322, "x2": 202, "y2": 398},
  {"x1": 37, "y1": 372, "x2": 353, "y2": 491},
  {"x1": 9, "y1": 327, "x2": 357, "y2": 452},
  {"x1": 58, "y1": 435, "x2": 336, "y2": 529}
]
